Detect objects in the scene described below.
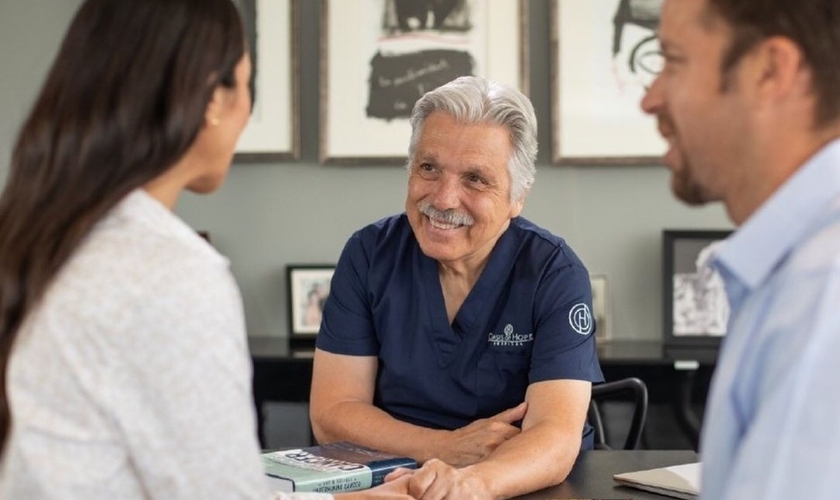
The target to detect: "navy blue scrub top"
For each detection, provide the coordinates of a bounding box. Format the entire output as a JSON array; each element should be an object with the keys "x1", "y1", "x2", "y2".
[{"x1": 316, "y1": 214, "x2": 604, "y2": 449}]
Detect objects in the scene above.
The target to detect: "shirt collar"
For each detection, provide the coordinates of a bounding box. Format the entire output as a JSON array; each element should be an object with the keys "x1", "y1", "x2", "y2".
[{"x1": 713, "y1": 138, "x2": 840, "y2": 291}]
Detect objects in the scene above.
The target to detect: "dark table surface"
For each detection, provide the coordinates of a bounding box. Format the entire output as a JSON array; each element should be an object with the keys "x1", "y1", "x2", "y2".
[{"x1": 513, "y1": 450, "x2": 698, "y2": 499}]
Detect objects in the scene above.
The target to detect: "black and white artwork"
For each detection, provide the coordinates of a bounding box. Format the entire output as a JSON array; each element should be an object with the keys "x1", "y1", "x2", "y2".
[
  {"x1": 367, "y1": 0, "x2": 475, "y2": 121},
  {"x1": 552, "y1": 0, "x2": 666, "y2": 164},
  {"x1": 233, "y1": 0, "x2": 298, "y2": 159},
  {"x1": 366, "y1": 49, "x2": 473, "y2": 121},
  {"x1": 384, "y1": 0, "x2": 472, "y2": 33},
  {"x1": 321, "y1": 0, "x2": 527, "y2": 163},
  {"x1": 663, "y1": 230, "x2": 733, "y2": 347},
  {"x1": 611, "y1": 0, "x2": 662, "y2": 90},
  {"x1": 671, "y1": 240, "x2": 728, "y2": 336}
]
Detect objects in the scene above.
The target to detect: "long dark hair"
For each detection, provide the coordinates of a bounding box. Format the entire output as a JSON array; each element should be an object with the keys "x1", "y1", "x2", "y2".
[{"x1": 0, "y1": 0, "x2": 245, "y2": 450}]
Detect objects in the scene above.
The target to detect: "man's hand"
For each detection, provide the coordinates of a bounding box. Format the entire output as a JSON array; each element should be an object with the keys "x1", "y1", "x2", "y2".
[
  {"x1": 338, "y1": 474, "x2": 414, "y2": 499},
  {"x1": 435, "y1": 402, "x2": 527, "y2": 467},
  {"x1": 386, "y1": 459, "x2": 492, "y2": 500}
]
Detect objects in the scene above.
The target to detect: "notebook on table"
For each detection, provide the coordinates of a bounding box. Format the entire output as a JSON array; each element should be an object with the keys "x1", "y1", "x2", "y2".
[{"x1": 613, "y1": 461, "x2": 701, "y2": 500}]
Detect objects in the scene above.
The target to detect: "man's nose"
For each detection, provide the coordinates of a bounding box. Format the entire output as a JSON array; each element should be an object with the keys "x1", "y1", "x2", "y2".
[
  {"x1": 640, "y1": 74, "x2": 663, "y2": 115},
  {"x1": 430, "y1": 174, "x2": 461, "y2": 209}
]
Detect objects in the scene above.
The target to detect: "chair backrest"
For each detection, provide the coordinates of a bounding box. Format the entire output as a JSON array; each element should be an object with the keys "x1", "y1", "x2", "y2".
[{"x1": 589, "y1": 377, "x2": 649, "y2": 450}]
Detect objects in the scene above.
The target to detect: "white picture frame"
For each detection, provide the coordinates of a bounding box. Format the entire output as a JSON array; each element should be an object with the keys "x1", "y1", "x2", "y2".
[
  {"x1": 287, "y1": 265, "x2": 335, "y2": 338},
  {"x1": 551, "y1": 0, "x2": 666, "y2": 165},
  {"x1": 320, "y1": 0, "x2": 529, "y2": 164},
  {"x1": 235, "y1": 0, "x2": 299, "y2": 160}
]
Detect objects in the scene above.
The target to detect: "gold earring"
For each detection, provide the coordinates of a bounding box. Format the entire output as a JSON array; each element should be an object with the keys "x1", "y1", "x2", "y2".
[{"x1": 209, "y1": 117, "x2": 220, "y2": 126}]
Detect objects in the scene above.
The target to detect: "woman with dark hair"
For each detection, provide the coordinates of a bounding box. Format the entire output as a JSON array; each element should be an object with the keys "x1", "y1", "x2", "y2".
[{"x1": 0, "y1": 1, "x2": 411, "y2": 499}]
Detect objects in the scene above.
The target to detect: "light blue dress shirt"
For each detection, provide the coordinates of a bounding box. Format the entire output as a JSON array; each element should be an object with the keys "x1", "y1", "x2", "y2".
[{"x1": 700, "y1": 139, "x2": 840, "y2": 499}]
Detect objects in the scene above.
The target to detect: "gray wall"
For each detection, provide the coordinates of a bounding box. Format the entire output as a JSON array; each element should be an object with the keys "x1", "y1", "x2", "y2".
[{"x1": 0, "y1": 0, "x2": 731, "y2": 341}]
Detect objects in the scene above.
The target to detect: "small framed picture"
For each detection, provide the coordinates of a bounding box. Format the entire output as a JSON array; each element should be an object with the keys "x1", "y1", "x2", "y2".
[
  {"x1": 662, "y1": 230, "x2": 733, "y2": 348},
  {"x1": 589, "y1": 274, "x2": 610, "y2": 342},
  {"x1": 286, "y1": 265, "x2": 335, "y2": 338}
]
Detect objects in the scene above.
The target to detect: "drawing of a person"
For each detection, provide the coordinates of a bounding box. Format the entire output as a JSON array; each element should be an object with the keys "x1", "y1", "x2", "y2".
[{"x1": 302, "y1": 283, "x2": 325, "y2": 327}]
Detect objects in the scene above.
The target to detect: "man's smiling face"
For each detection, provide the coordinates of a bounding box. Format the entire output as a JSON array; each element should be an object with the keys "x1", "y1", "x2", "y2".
[{"x1": 406, "y1": 112, "x2": 523, "y2": 269}]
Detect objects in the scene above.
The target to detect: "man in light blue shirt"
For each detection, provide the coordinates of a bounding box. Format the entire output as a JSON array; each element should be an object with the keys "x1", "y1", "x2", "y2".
[{"x1": 641, "y1": 0, "x2": 840, "y2": 498}]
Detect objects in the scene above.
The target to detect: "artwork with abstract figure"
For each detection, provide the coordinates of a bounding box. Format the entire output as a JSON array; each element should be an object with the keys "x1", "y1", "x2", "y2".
[
  {"x1": 552, "y1": 0, "x2": 668, "y2": 163},
  {"x1": 368, "y1": 0, "x2": 475, "y2": 121},
  {"x1": 385, "y1": 0, "x2": 471, "y2": 33},
  {"x1": 612, "y1": 0, "x2": 663, "y2": 90},
  {"x1": 321, "y1": 0, "x2": 524, "y2": 162},
  {"x1": 672, "y1": 241, "x2": 729, "y2": 336},
  {"x1": 302, "y1": 280, "x2": 330, "y2": 328}
]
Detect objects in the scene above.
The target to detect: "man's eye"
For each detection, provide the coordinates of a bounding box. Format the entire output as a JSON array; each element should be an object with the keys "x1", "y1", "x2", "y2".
[
  {"x1": 416, "y1": 163, "x2": 438, "y2": 179},
  {"x1": 467, "y1": 174, "x2": 486, "y2": 185}
]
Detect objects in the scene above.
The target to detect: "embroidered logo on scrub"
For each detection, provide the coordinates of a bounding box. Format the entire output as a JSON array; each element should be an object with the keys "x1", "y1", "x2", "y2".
[
  {"x1": 487, "y1": 323, "x2": 534, "y2": 347},
  {"x1": 569, "y1": 303, "x2": 593, "y2": 335}
]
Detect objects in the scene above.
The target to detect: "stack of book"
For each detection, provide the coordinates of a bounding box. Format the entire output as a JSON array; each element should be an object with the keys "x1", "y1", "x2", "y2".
[{"x1": 262, "y1": 441, "x2": 417, "y2": 494}]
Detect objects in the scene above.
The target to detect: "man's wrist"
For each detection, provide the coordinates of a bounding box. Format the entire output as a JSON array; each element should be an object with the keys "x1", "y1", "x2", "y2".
[
  {"x1": 415, "y1": 428, "x2": 450, "y2": 463},
  {"x1": 460, "y1": 464, "x2": 501, "y2": 500}
]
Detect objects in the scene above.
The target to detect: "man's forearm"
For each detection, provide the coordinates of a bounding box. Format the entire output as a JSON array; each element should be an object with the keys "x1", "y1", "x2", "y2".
[
  {"x1": 311, "y1": 401, "x2": 446, "y2": 463},
  {"x1": 463, "y1": 419, "x2": 581, "y2": 500}
]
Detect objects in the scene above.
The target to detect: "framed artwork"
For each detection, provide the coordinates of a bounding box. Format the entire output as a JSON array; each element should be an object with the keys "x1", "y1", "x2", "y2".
[
  {"x1": 551, "y1": 0, "x2": 666, "y2": 165},
  {"x1": 233, "y1": 0, "x2": 299, "y2": 161},
  {"x1": 662, "y1": 230, "x2": 733, "y2": 348},
  {"x1": 286, "y1": 265, "x2": 335, "y2": 338},
  {"x1": 590, "y1": 274, "x2": 610, "y2": 342},
  {"x1": 320, "y1": 0, "x2": 529, "y2": 164}
]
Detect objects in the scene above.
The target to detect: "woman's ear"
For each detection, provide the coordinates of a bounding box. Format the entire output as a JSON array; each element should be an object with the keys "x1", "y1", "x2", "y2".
[{"x1": 204, "y1": 85, "x2": 225, "y2": 127}]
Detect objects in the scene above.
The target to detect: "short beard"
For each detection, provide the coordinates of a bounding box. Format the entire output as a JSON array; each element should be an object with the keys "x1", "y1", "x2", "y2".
[{"x1": 671, "y1": 166, "x2": 710, "y2": 206}]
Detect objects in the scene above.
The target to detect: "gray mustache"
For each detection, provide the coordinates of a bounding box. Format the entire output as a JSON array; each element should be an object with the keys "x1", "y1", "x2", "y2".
[{"x1": 418, "y1": 201, "x2": 474, "y2": 227}]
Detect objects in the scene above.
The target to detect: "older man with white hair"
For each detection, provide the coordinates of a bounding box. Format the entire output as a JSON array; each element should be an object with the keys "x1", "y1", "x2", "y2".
[{"x1": 310, "y1": 76, "x2": 603, "y2": 499}]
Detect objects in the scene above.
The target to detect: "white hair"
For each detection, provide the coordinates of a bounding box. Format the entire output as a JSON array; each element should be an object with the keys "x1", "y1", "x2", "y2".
[{"x1": 406, "y1": 76, "x2": 538, "y2": 202}]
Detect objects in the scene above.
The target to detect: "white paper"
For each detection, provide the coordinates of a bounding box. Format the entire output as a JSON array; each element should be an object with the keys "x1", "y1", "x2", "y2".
[{"x1": 613, "y1": 461, "x2": 702, "y2": 500}]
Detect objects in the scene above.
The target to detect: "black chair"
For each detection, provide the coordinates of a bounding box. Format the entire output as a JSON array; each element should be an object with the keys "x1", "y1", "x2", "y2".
[{"x1": 589, "y1": 377, "x2": 649, "y2": 450}]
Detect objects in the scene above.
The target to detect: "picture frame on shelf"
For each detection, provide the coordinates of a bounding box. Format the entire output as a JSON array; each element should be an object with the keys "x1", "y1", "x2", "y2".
[
  {"x1": 662, "y1": 229, "x2": 733, "y2": 349},
  {"x1": 286, "y1": 265, "x2": 335, "y2": 338},
  {"x1": 551, "y1": 0, "x2": 665, "y2": 165},
  {"x1": 589, "y1": 274, "x2": 610, "y2": 343},
  {"x1": 320, "y1": 0, "x2": 529, "y2": 164},
  {"x1": 234, "y1": 0, "x2": 300, "y2": 161}
]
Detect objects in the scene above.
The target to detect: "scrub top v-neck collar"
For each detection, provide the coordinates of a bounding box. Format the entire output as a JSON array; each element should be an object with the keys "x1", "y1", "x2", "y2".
[{"x1": 420, "y1": 227, "x2": 517, "y2": 368}]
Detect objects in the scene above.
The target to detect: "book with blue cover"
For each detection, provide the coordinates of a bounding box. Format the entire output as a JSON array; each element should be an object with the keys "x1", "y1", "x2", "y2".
[{"x1": 262, "y1": 441, "x2": 417, "y2": 493}]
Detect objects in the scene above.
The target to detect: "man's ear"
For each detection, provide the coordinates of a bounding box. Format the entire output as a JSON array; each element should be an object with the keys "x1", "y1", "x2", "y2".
[
  {"x1": 749, "y1": 36, "x2": 807, "y2": 103},
  {"x1": 510, "y1": 195, "x2": 525, "y2": 218}
]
